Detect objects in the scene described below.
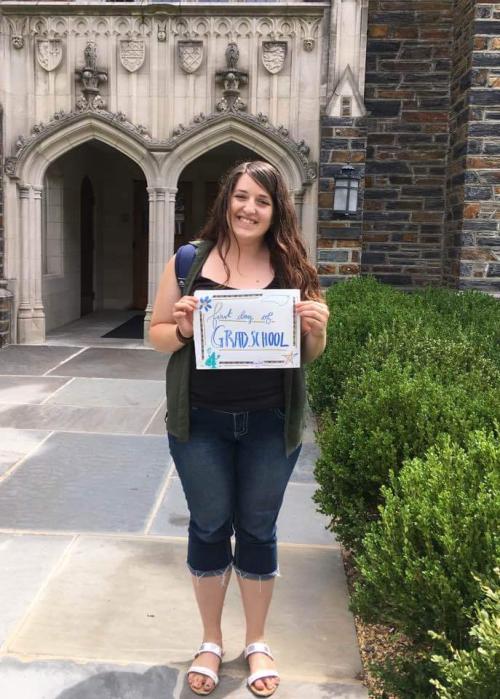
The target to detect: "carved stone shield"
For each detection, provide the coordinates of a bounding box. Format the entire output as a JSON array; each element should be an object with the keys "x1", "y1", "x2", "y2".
[
  {"x1": 262, "y1": 41, "x2": 287, "y2": 74},
  {"x1": 178, "y1": 41, "x2": 203, "y2": 74},
  {"x1": 36, "y1": 40, "x2": 63, "y2": 72},
  {"x1": 119, "y1": 40, "x2": 145, "y2": 73}
]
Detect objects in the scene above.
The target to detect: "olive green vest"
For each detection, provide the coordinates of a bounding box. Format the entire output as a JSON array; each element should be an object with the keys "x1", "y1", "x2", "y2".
[{"x1": 165, "y1": 240, "x2": 306, "y2": 456}]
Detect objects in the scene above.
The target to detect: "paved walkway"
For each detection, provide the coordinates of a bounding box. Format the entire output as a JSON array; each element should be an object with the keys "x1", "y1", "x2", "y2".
[{"x1": 0, "y1": 322, "x2": 367, "y2": 699}]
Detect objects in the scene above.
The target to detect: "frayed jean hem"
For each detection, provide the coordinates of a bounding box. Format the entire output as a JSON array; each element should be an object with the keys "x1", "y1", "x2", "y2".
[
  {"x1": 188, "y1": 562, "x2": 232, "y2": 584},
  {"x1": 233, "y1": 564, "x2": 281, "y2": 582}
]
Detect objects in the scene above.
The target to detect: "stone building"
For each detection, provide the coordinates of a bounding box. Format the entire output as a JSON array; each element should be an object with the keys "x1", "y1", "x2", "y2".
[{"x1": 0, "y1": 1, "x2": 498, "y2": 345}]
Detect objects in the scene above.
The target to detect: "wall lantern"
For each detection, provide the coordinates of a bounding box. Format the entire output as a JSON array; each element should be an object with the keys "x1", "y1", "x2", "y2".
[{"x1": 333, "y1": 164, "x2": 360, "y2": 215}]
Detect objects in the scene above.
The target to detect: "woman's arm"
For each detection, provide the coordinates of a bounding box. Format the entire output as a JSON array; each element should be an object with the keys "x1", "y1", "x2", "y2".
[
  {"x1": 296, "y1": 299, "x2": 329, "y2": 363},
  {"x1": 148, "y1": 256, "x2": 198, "y2": 353}
]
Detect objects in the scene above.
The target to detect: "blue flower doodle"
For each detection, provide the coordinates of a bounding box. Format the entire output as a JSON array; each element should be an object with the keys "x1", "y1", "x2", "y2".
[{"x1": 199, "y1": 296, "x2": 212, "y2": 312}]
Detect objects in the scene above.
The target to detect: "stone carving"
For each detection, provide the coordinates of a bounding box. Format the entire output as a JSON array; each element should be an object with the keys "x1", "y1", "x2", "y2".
[
  {"x1": 75, "y1": 42, "x2": 108, "y2": 111},
  {"x1": 5, "y1": 16, "x2": 28, "y2": 48},
  {"x1": 299, "y1": 17, "x2": 321, "y2": 51},
  {"x1": 119, "y1": 39, "x2": 146, "y2": 73},
  {"x1": 4, "y1": 158, "x2": 17, "y2": 178},
  {"x1": 167, "y1": 110, "x2": 317, "y2": 184},
  {"x1": 36, "y1": 39, "x2": 63, "y2": 72},
  {"x1": 157, "y1": 23, "x2": 167, "y2": 42},
  {"x1": 262, "y1": 42, "x2": 287, "y2": 74},
  {"x1": 215, "y1": 43, "x2": 248, "y2": 113},
  {"x1": 178, "y1": 41, "x2": 204, "y2": 74}
]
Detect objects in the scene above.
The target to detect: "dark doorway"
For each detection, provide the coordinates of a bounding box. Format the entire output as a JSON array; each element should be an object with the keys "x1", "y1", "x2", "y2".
[
  {"x1": 80, "y1": 176, "x2": 95, "y2": 316},
  {"x1": 133, "y1": 180, "x2": 149, "y2": 309}
]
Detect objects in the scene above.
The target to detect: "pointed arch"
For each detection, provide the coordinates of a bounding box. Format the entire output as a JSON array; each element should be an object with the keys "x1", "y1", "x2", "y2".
[
  {"x1": 162, "y1": 115, "x2": 307, "y2": 194},
  {"x1": 15, "y1": 113, "x2": 159, "y2": 187}
]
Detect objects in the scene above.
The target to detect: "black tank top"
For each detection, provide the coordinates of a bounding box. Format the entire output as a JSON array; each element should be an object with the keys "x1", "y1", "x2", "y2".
[{"x1": 189, "y1": 274, "x2": 285, "y2": 411}]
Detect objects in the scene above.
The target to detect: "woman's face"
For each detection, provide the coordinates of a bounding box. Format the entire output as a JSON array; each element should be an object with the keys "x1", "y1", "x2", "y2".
[{"x1": 228, "y1": 173, "x2": 274, "y2": 244}]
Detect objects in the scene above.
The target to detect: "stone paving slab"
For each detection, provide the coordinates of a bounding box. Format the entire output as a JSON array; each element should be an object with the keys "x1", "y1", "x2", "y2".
[
  {"x1": 0, "y1": 403, "x2": 157, "y2": 435},
  {"x1": 0, "y1": 346, "x2": 81, "y2": 377},
  {"x1": 0, "y1": 433, "x2": 171, "y2": 532},
  {"x1": 46, "y1": 348, "x2": 168, "y2": 381},
  {"x1": 150, "y1": 477, "x2": 335, "y2": 547},
  {"x1": 45, "y1": 378, "x2": 165, "y2": 410},
  {"x1": 0, "y1": 376, "x2": 71, "y2": 406},
  {"x1": 0, "y1": 534, "x2": 73, "y2": 647},
  {"x1": 290, "y1": 440, "x2": 318, "y2": 484},
  {"x1": 144, "y1": 401, "x2": 167, "y2": 436},
  {"x1": 0, "y1": 657, "x2": 367, "y2": 699},
  {"x1": 5, "y1": 537, "x2": 362, "y2": 684},
  {"x1": 0, "y1": 429, "x2": 50, "y2": 477}
]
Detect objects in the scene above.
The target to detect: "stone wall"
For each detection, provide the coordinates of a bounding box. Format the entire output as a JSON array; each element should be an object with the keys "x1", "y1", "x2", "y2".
[
  {"x1": 448, "y1": 1, "x2": 500, "y2": 293},
  {"x1": 362, "y1": 0, "x2": 453, "y2": 288},
  {"x1": 318, "y1": 116, "x2": 366, "y2": 287}
]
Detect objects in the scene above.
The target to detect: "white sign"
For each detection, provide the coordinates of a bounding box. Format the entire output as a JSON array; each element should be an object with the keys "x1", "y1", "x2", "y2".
[{"x1": 193, "y1": 289, "x2": 301, "y2": 370}]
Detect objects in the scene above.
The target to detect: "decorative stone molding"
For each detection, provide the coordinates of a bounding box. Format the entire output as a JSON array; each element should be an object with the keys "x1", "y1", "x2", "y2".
[
  {"x1": 75, "y1": 42, "x2": 108, "y2": 111},
  {"x1": 5, "y1": 16, "x2": 28, "y2": 48},
  {"x1": 36, "y1": 39, "x2": 63, "y2": 72},
  {"x1": 215, "y1": 43, "x2": 248, "y2": 113},
  {"x1": 262, "y1": 41, "x2": 287, "y2": 74},
  {"x1": 167, "y1": 110, "x2": 317, "y2": 184},
  {"x1": 6, "y1": 108, "x2": 152, "y2": 179},
  {"x1": 178, "y1": 41, "x2": 204, "y2": 74},
  {"x1": 303, "y1": 39, "x2": 314, "y2": 53},
  {"x1": 2, "y1": 14, "x2": 322, "y2": 42}
]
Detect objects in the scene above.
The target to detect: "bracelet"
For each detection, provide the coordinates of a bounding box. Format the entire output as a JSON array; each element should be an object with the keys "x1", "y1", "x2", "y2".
[{"x1": 175, "y1": 325, "x2": 193, "y2": 344}]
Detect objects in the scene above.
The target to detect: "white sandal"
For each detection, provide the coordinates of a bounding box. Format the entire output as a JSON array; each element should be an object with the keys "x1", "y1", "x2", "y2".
[
  {"x1": 187, "y1": 641, "x2": 223, "y2": 696},
  {"x1": 245, "y1": 642, "x2": 280, "y2": 697}
]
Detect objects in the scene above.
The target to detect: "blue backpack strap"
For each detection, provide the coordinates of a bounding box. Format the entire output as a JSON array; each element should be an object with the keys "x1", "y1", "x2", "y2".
[{"x1": 175, "y1": 242, "x2": 198, "y2": 291}]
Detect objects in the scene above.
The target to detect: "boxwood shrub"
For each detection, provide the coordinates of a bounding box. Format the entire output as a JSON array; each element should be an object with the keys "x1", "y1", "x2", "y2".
[
  {"x1": 430, "y1": 571, "x2": 500, "y2": 699},
  {"x1": 351, "y1": 430, "x2": 500, "y2": 645},
  {"x1": 307, "y1": 276, "x2": 421, "y2": 415},
  {"x1": 313, "y1": 355, "x2": 500, "y2": 553}
]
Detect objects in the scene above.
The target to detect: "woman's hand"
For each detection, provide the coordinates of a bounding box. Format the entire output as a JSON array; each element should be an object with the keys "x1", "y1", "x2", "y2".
[
  {"x1": 296, "y1": 300, "x2": 329, "y2": 338},
  {"x1": 172, "y1": 295, "x2": 198, "y2": 338}
]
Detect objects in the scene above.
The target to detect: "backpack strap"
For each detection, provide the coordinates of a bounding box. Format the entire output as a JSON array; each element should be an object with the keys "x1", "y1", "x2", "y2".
[{"x1": 175, "y1": 242, "x2": 199, "y2": 291}]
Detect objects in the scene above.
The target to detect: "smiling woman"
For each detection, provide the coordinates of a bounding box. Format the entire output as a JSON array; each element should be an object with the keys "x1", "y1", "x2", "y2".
[{"x1": 149, "y1": 160, "x2": 329, "y2": 697}]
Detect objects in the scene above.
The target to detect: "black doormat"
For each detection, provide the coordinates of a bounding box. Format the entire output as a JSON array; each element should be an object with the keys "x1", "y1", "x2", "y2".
[{"x1": 102, "y1": 314, "x2": 145, "y2": 339}]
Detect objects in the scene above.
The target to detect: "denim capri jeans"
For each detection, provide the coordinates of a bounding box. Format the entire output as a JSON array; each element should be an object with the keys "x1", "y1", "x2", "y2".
[{"x1": 168, "y1": 406, "x2": 301, "y2": 581}]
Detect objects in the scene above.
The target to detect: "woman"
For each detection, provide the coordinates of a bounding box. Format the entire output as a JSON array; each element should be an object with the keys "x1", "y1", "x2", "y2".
[{"x1": 149, "y1": 160, "x2": 329, "y2": 697}]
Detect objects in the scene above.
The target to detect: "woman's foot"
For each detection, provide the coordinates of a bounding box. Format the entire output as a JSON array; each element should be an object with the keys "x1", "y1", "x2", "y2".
[
  {"x1": 245, "y1": 642, "x2": 280, "y2": 697},
  {"x1": 187, "y1": 641, "x2": 223, "y2": 695}
]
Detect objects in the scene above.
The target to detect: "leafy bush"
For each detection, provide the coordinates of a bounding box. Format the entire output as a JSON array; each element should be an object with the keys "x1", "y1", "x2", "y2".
[
  {"x1": 314, "y1": 356, "x2": 500, "y2": 552},
  {"x1": 307, "y1": 278, "x2": 500, "y2": 416},
  {"x1": 430, "y1": 571, "x2": 500, "y2": 699},
  {"x1": 307, "y1": 276, "x2": 419, "y2": 415},
  {"x1": 351, "y1": 430, "x2": 500, "y2": 646},
  {"x1": 418, "y1": 287, "x2": 500, "y2": 367}
]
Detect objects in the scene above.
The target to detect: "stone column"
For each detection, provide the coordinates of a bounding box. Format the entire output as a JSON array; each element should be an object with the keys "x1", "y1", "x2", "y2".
[
  {"x1": 17, "y1": 184, "x2": 33, "y2": 343},
  {"x1": 144, "y1": 186, "x2": 172, "y2": 344},
  {"x1": 32, "y1": 185, "x2": 46, "y2": 341}
]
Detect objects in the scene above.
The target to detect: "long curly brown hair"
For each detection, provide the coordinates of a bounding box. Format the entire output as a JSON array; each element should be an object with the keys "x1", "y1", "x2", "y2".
[{"x1": 199, "y1": 160, "x2": 321, "y2": 301}]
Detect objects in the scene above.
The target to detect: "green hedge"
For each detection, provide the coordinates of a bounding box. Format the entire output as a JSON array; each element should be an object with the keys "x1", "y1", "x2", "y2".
[
  {"x1": 307, "y1": 276, "x2": 420, "y2": 415},
  {"x1": 430, "y1": 571, "x2": 500, "y2": 699},
  {"x1": 313, "y1": 355, "x2": 500, "y2": 553},
  {"x1": 351, "y1": 431, "x2": 500, "y2": 644},
  {"x1": 307, "y1": 278, "x2": 500, "y2": 416}
]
